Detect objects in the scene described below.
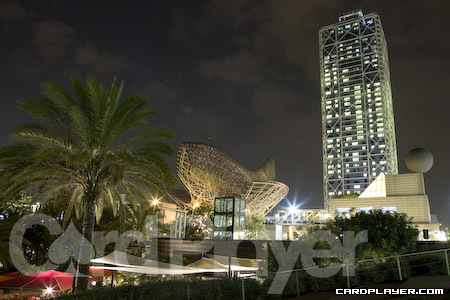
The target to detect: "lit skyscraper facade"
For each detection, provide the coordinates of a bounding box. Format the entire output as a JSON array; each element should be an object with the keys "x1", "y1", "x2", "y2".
[{"x1": 319, "y1": 10, "x2": 398, "y2": 210}]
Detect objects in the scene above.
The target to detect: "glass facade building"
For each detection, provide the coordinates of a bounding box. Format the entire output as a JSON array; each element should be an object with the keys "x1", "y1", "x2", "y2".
[
  {"x1": 319, "y1": 10, "x2": 398, "y2": 210},
  {"x1": 213, "y1": 197, "x2": 246, "y2": 240}
]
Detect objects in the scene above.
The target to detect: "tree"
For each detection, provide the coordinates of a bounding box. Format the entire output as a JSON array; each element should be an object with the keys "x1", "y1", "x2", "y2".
[
  {"x1": 185, "y1": 214, "x2": 213, "y2": 239},
  {"x1": 332, "y1": 192, "x2": 360, "y2": 199},
  {"x1": 0, "y1": 191, "x2": 33, "y2": 218},
  {"x1": 0, "y1": 192, "x2": 33, "y2": 272},
  {"x1": 319, "y1": 210, "x2": 418, "y2": 259},
  {"x1": 245, "y1": 214, "x2": 268, "y2": 240},
  {"x1": 185, "y1": 201, "x2": 213, "y2": 239},
  {"x1": 0, "y1": 214, "x2": 24, "y2": 271},
  {"x1": 123, "y1": 199, "x2": 159, "y2": 257},
  {"x1": 0, "y1": 76, "x2": 176, "y2": 290}
]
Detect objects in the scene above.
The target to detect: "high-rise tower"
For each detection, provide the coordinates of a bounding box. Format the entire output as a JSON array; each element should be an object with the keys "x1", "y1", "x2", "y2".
[{"x1": 319, "y1": 10, "x2": 398, "y2": 210}]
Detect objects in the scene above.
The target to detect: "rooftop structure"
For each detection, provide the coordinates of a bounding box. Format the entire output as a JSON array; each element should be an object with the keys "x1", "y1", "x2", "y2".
[{"x1": 172, "y1": 143, "x2": 288, "y2": 217}]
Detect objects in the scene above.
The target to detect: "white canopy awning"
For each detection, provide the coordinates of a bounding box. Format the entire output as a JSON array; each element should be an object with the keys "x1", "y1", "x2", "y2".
[
  {"x1": 205, "y1": 255, "x2": 258, "y2": 272},
  {"x1": 91, "y1": 251, "x2": 203, "y2": 275},
  {"x1": 185, "y1": 257, "x2": 230, "y2": 273},
  {"x1": 186, "y1": 257, "x2": 258, "y2": 272},
  {"x1": 91, "y1": 251, "x2": 257, "y2": 275}
]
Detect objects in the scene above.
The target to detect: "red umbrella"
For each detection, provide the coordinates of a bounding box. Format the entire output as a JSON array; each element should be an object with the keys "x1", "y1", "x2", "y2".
[{"x1": 0, "y1": 270, "x2": 73, "y2": 291}]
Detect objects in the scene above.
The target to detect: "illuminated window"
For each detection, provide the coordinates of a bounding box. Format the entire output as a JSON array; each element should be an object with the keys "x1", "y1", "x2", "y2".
[
  {"x1": 358, "y1": 207, "x2": 373, "y2": 212},
  {"x1": 337, "y1": 208, "x2": 351, "y2": 212},
  {"x1": 381, "y1": 207, "x2": 397, "y2": 213}
]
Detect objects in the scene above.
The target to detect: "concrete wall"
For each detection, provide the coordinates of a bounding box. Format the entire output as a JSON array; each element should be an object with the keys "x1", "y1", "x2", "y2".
[{"x1": 385, "y1": 173, "x2": 425, "y2": 196}]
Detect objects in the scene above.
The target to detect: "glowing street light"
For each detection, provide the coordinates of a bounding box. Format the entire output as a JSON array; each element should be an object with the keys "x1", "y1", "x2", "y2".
[
  {"x1": 288, "y1": 203, "x2": 300, "y2": 215},
  {"x1": 44, "y1": 287, "x2": 54, "y2": 295},
  {"x1": 286, "y1": 201, "x2": 300, "y2": 224},
  {"x1": 192, "y1": 202, "x2": 200, "y2": 215},
  {"x1": 151, "y1": 197, "x2": 160, "y2": 206}
]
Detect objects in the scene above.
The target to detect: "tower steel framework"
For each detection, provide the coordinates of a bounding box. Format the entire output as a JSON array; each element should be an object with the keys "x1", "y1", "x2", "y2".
[{"x1": 319, "y1": 10, "x2": 398, "y2": 210}]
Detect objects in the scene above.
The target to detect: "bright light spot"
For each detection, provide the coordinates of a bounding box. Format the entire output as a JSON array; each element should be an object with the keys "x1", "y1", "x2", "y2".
[
  {"x1": 435, "y1": 231, "x2": 448, "y2": 241},
  {"x1": 193, "y1": 202, "x2": 200, "y2": 208},
  {"x1": 152, "y1": 198, "x2": 160, "y2": 206},
  {"x1": 92, "y1": 281, "x2": 97, "y2": 286},
  {"x1": 45, "y1": 287, "x2": 53, "y2": 295},
  {"x1": 287, "y1": 201, "x2": 300, "y2": 216}
]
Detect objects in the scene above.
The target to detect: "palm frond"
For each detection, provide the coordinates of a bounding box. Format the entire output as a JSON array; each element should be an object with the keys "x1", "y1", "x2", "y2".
[
  {"x1": 62, "y1": 186, "x2": 83, "y2": 231},
  {"x1": 41, "y1": 81, "x2": 75, "y2": 116}
]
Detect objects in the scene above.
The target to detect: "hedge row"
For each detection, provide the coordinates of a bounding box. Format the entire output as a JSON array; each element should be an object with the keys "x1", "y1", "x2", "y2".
[{"x1": 57, "y1": 279, "x2": 261, "y2": 300}]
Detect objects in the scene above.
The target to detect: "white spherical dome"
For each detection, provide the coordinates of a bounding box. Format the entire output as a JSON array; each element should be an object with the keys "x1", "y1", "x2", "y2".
[{"x1": 405, "y1": 148, "x2": 434, "y2": 173}]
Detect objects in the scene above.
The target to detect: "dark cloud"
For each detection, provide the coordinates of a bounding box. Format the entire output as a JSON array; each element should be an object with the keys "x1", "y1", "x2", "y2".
[
  {"x1": 2, "y1": 16, "x2": 134, "y2": 79},
  {"x1": 250, "y1": 84, "x2": 298, "y2": 116},
  {"x1": 169, "y1": 8, "x2": 192, "y2": 42},
  {"x1": 0, "y1": 1, "x2": 27, "y2": 22},
  {"x1": 136, "y1": 80, "x2": 179, "y2": 112},
  {"x1": 74, "y1": 42, "x2": 132, "y2": 74},
  {"x1": 8, "y1": 48, "x2": 40, "y2": 78},
  {"x1": 200, "y1": 50, "x2": 262, "y2": 85},
  {"x1": 32, "y1": 20, "x2": 75, "y2": 62},
  {"x1": 174, "y1": 0, "x2": 344, "y2": 80}
]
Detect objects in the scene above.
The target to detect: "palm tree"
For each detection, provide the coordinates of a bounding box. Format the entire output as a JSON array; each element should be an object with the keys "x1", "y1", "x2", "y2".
[
  {"x1": 0, "y1": 76, "x2": 176, "y2": 290},
  {"x1": 96, "y1": 197, "x2": 161, "y2": 258},
  {"x1": 124, "y1": 199, "x2": 159, "y2": 257}
]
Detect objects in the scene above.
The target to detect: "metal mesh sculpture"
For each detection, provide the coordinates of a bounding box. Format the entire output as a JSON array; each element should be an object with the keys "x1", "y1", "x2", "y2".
[{"x1": 175, "y1": 143, "x2": 288, "y2": 217}]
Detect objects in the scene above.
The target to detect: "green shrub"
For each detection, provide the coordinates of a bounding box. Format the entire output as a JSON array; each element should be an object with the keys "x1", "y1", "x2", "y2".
[
  {"x1": 357, "y1": 259, "x2": 411, "y2": 284},
  {"x1": 304, "y1": 273, "x2": 350, "y2": 292},
  {"x1": 57, "y1": 278, "x2": 262, "y2": 300},
  {"x1": 407, "y1": 254, "x2": 447, "y2": 277},
  {"x1": 358, "y1": 263, "x2": 390, "y2": 284},
  {"x1": 261, "y1": 273, "x2": 305, "y2": 298}
]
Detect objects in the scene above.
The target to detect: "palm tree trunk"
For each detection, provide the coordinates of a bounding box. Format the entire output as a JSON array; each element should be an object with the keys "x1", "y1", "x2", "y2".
[{"x1": 77, "y1": 191, "x2": 96, "y2": 291}]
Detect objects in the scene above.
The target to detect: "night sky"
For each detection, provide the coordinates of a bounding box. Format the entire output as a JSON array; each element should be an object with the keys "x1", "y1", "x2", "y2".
[{"x1": 1, "y1": 1, "x2": 449, "y2": 226}]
